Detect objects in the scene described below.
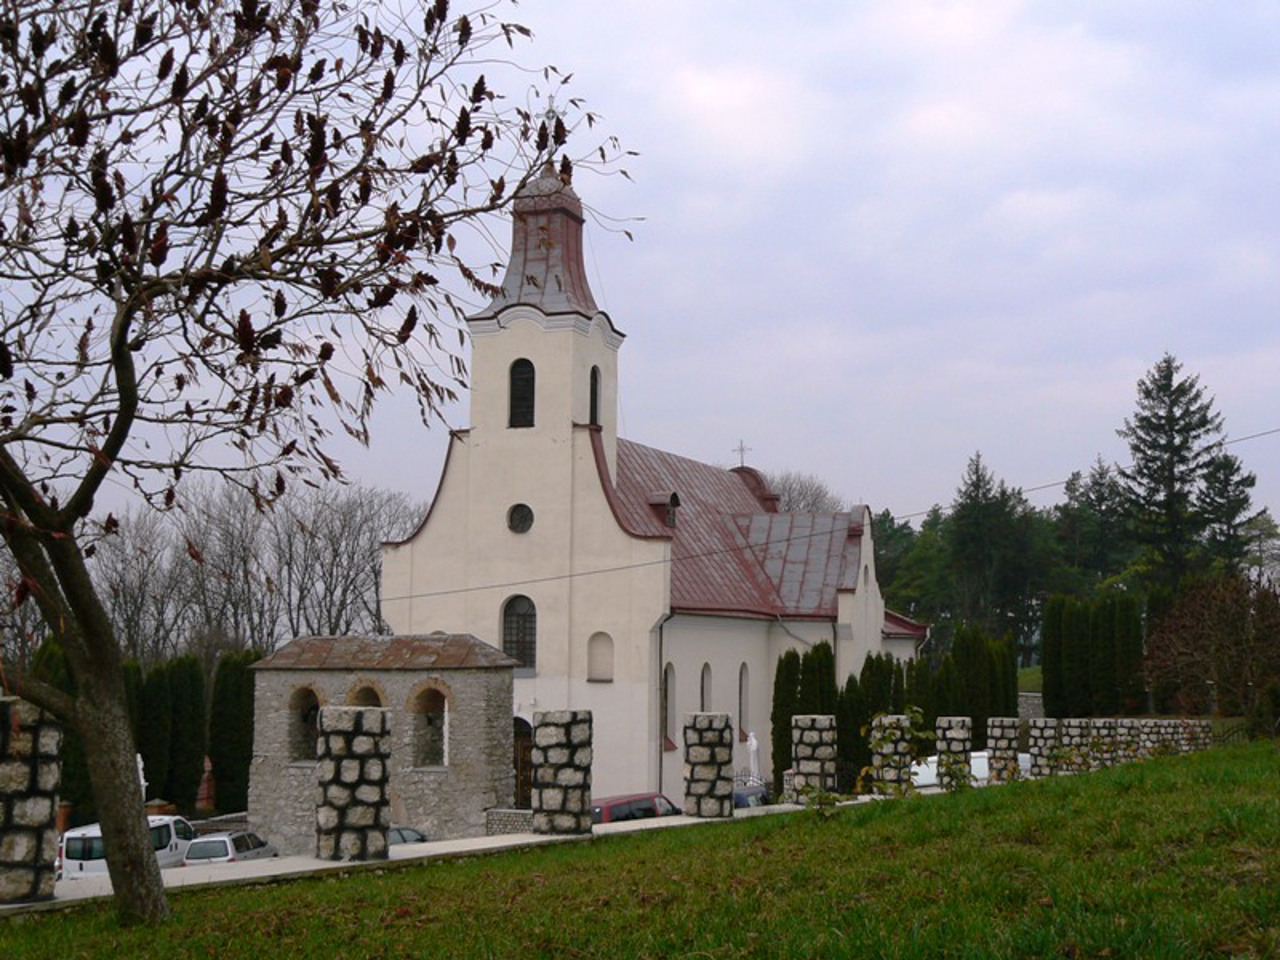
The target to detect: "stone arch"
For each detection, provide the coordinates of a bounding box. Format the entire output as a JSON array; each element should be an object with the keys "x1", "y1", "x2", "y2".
[
  {"x1": 587, "y1": 631, "x2": 613, "y2": 682},
  {"x1": 346, "y1": 680, "x2": 386, "y2": 707},
  {"x1": 406, "y1": 681, "x2": 450, "y2": 767},
  {"x1": 287, "y1": 686, "x2": 324, "y2": 762}
]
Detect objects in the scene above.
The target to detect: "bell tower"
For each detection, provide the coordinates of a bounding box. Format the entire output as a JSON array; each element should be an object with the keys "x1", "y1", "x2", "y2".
[{"x1": 466, "y1": 163, "x2": 624, "y2": 476}]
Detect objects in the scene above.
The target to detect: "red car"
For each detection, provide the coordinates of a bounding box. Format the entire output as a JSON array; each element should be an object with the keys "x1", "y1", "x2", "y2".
[{"x1": 591, "y1": 792, "x2": 681, "y2": 824}]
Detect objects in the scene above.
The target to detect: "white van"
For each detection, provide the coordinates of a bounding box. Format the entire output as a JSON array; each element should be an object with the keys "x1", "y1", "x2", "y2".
[{"x1": 58, "y1": 815, "x2": 197, "y2": 879}]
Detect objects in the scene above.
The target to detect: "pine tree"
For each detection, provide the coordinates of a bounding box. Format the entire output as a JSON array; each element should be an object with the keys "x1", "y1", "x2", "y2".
[
  {"x1": 1118, "y1": 354, "x2": 1225, "y2": 593},
  {"x1": 770, "y1": 649, "x2": 802, "y2": 795},
  {"x1": 1198, "y1": 451, "x2": 1259, "y2": 573},
  {"x1": 208, "y1": 650, "x2": 258, "y2": 814}
]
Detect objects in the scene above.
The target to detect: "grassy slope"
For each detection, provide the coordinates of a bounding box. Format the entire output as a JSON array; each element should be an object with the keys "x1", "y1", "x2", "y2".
[{"x1": 4, "y1": 742, "x2": 1278, "y2": 958}]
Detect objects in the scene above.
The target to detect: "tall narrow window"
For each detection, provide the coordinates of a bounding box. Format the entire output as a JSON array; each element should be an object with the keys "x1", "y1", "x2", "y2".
[
  {"x1": 503, "y1": 595, "x2": 537, "y2": 669},
  {"x1": 411, "y1": 688, "x2": 447, "y2": 767},
  {"x1": 288, "y1": 688, "x2": 321, "y2": 761},
  {"x1": 738, "y1": 663, "x2": 749, "y2": 739},
  {"x1": 589, "y1": 366, "x2": 601, "y2": 426},
  {"x1": 509, "y1": 359, "x2": 535, "y2": 427},
  {"x1": 700, "y1": 662, "x2": 712, "y2": 712}
]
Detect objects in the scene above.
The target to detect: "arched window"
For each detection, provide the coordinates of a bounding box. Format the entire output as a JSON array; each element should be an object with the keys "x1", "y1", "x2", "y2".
[
  {"x1": 738, "y1": 663, "x2": 749, "y2": 739},
  {"x1": 700, "y1": 662, "x2": 712, "y2": 712},
  {"x1": 288, "y1": 687, "x2": 321, "y2": 762},
  {"x1": 587, "y1": 632, "x2": 613, "y2": 682},
  {"x1": 348, "y1": 685, "x2": 382, "y2": 707},
  {"x1": 589, "y1": 366, "x2": 601, "y2": 426},
  {"x1": 410, "y1": 688, "x2": 447, "y2": 767},
  {"x1": 509, "y1": 359, "x2": 535, "y2": 428},
  {"x1": 503, "y1": 595, "x2": 537, "y2": 669},
  {"x1": 661, "y1": 663, "x2": 676, "y2": 749}
]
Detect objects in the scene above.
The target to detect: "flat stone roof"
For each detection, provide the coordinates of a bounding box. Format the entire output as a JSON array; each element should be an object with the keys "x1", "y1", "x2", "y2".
[{"x1": 252, "y1": 634, "x2": 517, "y2": 671}]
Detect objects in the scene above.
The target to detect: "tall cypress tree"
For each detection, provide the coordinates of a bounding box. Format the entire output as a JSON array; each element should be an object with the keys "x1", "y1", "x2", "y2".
[
  {"x1": 166, "y1": 655, "x2": 207, "y2": 814},
  {"x1": 836, "y1": 674, "x2": 870, "y2": 790},
  {"x1": 952, "y1": 624, "x2": 993, "y2": 747},
  {"x1": 1062, "y1": 599, "x2": 1093, "y2": 717},
  {"x1": 1042, "y1": 595, "x2": 1066, "y2": 718},
  {"x1": 770, "y1": 649, "x2": 802, "y2": 795},
  {"x1": 1089, "y1": 598, "x2": 1119, "y2": 716},
  {"x1": 208, "y1": 650, "x2": 258, "y2": 814},
  {"x1": 1113, "y1": 594, "x2": 1145, "y2": 715},
  {"x1": 797, "y1": 642, "x2": 838, "y2": 717},
  {"x1": 138, "y1": 665, "x2": 172, "y2": 801}
]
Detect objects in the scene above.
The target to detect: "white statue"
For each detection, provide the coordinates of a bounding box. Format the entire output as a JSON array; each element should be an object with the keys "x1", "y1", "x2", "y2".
[
  {"x1": 136, "y1": 753, "x2": 148, "y2": 797},
  {"x1": 746, "y1": 732, "x2": 761, "y2": 783}
]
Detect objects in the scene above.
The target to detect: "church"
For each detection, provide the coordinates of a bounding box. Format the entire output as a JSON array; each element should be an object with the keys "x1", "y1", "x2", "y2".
[{"x1": 380, "y1": 164, "x2": 925, "y2": 800}]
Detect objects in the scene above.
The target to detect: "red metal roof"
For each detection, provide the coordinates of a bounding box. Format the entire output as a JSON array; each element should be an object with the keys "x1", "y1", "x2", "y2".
[
  {"x1": 882, "y1": 609, "x2": 929, "y2": 639},
  {"x1": 600, "y1": 433, "x2": 867, "y2": 619},
  {"x1": 253, "y1": 634, "x2": 518, "y2": 671}
]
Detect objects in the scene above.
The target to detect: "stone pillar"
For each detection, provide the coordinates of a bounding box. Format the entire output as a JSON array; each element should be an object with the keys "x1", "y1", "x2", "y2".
[
  {"x1": 986, "y1": 717, "x2": 1021, "y2": 783},
  {"x1": 934, "y1": 717, "x2": 972, "y2": 792},
  {"x1": 1116, "y1": 718, "x2": 1141, "y2": 763},
  {"x1": 1028, "y1": 718, "x2": 1057, "y2": 777},
  {"x1": 683, "y1": 713, "x2": 734, "y2": 817},
  {"x1": 531, "y1": 711, "x2": 592, "y2": 835},
  {"x1": 1090, "y1": 718, "x2": 1117, "y2": 769},
  {"x1": 869, "y1": 715, "x2": 912, "y2": 794},
  {"x1": 315, "y1": 706, "x2": 390, "y2": 861},
  {"x1": 1058, "y1": 718, "x2": 1092, "y2": 774},
  {"x1": 1198, "y1": 719, "x2": 1213, "y2": 751},
  {"x1": 790, "y1": 715, "x2": 837, "y2": 799},
  {"x1": 0, "y1": 698, "x2": 62, "y2": 903}
]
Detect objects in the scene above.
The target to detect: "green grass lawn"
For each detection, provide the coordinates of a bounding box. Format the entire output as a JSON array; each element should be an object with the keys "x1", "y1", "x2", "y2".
[
  {"x1": 1018, "y1": 665, "x2": 1043, "y2": 693},
  {"x1": 5, "y1": 741, "x2": 1279, "y2": 958}
]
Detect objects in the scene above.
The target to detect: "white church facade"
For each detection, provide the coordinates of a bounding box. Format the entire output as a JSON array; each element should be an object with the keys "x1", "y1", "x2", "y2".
[{"x1": 380, "y1": 165, "x2": 925, "y2": 799}]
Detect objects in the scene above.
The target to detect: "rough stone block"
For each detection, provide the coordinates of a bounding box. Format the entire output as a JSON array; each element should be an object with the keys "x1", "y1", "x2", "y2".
[
  {"x1": 569, "y1": 722, "x2": 592, "y2": 745},
  {"x1": 534, "y1": 725, "x2": 566, "y2": 748},
  {"x1": 338, "y1": 831, "x2": 363, "y2": 859},
  {"x1": 316, "y1": 806, "x2": 339, "y2": 831},
  {"x1": 0, "y1": 830, "x2": 37, "y2": 863},
  {"x1": 12, "y1": 797, "x2": 51, "y2": 828},
  {"x1": 347, "y1": 806, "x2": 376, "y2": 828}
]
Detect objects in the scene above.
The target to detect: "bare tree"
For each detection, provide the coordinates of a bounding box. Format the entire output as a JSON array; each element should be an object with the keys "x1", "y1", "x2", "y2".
[
  {"x1": 0, "y1": 0, "x2": 618, "y2": 923},
  {"x1": 272, "y1": 484, "x2": 421, "y2": 637},
  {"x1": 762, "y1": 470, "x2": 849, "y2": 513},
  {"x1": 92, "y1": 509, "x2": 189, "y2": 667}
]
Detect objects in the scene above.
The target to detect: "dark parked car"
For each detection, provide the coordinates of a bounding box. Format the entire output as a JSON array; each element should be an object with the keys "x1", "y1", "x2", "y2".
[
  {"x1": 591, "y1": 792, "x2": 681, "y2": 824},
  {"x1": 388, "y1": 825, "x2": 428, "y2": 845}
]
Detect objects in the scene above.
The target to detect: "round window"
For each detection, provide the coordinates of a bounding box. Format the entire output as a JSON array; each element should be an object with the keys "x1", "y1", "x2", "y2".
[{"x1": 507, "y1": 503, "x2": 534, "y2": 533}]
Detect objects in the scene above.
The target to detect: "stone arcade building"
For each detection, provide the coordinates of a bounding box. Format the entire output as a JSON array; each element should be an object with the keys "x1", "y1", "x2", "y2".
[{"x1": 248, "y1": 633, "x2": 515, "y2": 853}]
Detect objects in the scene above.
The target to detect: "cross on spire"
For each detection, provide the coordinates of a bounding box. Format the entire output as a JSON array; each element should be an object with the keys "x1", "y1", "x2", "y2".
[{"x1": 733, "y1": 440, "x2": 752, "y2": 467}]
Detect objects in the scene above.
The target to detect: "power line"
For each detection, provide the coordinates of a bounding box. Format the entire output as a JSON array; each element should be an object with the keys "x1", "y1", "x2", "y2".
[{"x1": 384, "y1": 423, "x2": 1280, "y2": 603}]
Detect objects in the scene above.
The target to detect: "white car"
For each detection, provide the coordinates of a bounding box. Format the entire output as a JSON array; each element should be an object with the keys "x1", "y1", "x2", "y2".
[
  {"x1": 182, "y1": 830, "x2": 278, "y2": 865},
  {"x1": 911, "y1": 750, "x2": 1032, "y2": 788},
  {"x1": 59, "y1": 815, "x2": 196, "y2": 879}
]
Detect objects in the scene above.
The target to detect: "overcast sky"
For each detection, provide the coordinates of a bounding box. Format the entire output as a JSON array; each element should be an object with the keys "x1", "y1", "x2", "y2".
[{"x1": 345, "y1": 0, "x2": 1280, "y2": 524}]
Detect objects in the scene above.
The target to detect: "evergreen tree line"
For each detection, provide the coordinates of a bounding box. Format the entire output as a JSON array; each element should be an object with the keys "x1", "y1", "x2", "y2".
[
  {"x1": 33, "y1": 644, "x2": 256, "y2": 823},
  {"x1": 873, "y1": 355, "x2": 1276, "y2": 673},
  {"x1": 1040, "y1": 593, "x2": 1145, "y2": 719},
  {"x1": 770, "y1": 631, "x2": 1016, "y2": 795}
]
